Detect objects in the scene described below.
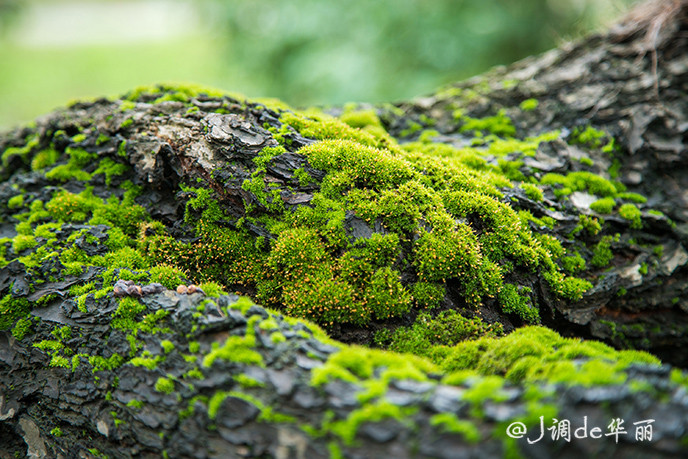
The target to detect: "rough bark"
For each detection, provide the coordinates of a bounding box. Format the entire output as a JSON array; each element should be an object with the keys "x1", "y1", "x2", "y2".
[{"x1": 1, "y1": 1, "x2": 688, "y2": 458}]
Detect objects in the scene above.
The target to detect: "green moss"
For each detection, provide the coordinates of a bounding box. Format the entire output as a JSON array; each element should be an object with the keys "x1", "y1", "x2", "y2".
[
  {"x1": 617, "y1": 192, "x2": 647, "y2": 204},
  {"x1": 8, "y1": 194, "x2": 24, "y2": 209},
  {"x1": 11, "y1": 316, "x2": 34, "y2": 340},
  {"x1": 618, "y1": 203, "x2": 642, "y2": 229},
  {"x1": 561, "y1": 251, "x2": 586, "y2": 274},
  {"x1": 569, "y1": 126, "x2": 607, "y2": 149},
  {"x1": 379, "y1": 310, "x2": 502, "y2": 358},
  {"x1": 637, "y1": 262, "x2": 648, "y2": 276},
  {"x1": 234, "y1": 373, "x2": 265, "y2": 389},
  {"x1": 1, "y1": 133, "x2": 39, "y2": 167},
  {"x1": 411, "y1": 281, "x2": 445, "y2": 309},
  {"x1": 326, "y1": 401, "x2": 416, "y2": 446},
  {"x1": 12, "y1": 234, "x2": 37, "y2": 253},
  {"x1": 130, "y1": 355, "x2": 163, "y2": 370},
  {"x1": 574, "y1": 214, "x2": 601, "y2": 236},
  {"x1": 89, "y1": 354, "x2": 125, "y2": 372},
  {"x1": 519, "y1": 98, "x2": 538, "y2": 111},
  {"x1": 50, "y1": 427, "x2": 63, "y2": 437},
  {"x1": 111, "y1": 297, "x2": 146, "y2": 331},
  {"x1": 498, "y1": 284, "x2": 538, "y2": 324},
  {"x1": 93, "y1": 158, "x2": 128, "y2": 186},
  {"x1": 149, "y1": 264, "x2": 186, "y2": 290},
  {"x1": 590, "y1": 197, "x2": 615, "y2": 214},
  {"x1": 0, "y1": 295, "x2": 31, "y2": 331},
  {"x1": 161, "y1": 340, "x2": 175, "y2": 354},
  {"x1": 520, "y1": 183, "x2": 543, "y2": 202},
  {"x1": 541, "y1": 171, "x2": 617, "y2": 198},
  {"x1": 202, "y1": 334, "x2": 263, "y2": 368},
  {"x1": 339, "y1": 107, "x2": 383, "y2": 130},
  {"x1": 591, "y1": 235, "x2": 614, "y2": 268},
  {"x1": 440, "y1": 326, "x2": 659, "y2": 386},
  {"x1": 45, "y1": 147, "x2": 96, "y2": 182},
  {"x1": 459, "y1": 109, "x2": 515, "y2": 137},
  {"x1": 155, "y1": 377, "x2": 175, "y2": 394}
]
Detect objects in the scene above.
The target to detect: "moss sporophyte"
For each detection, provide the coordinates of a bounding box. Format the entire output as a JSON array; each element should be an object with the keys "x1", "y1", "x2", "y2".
[{"x1": 0, "y1": 85, "x2": 670, "y2": 441}]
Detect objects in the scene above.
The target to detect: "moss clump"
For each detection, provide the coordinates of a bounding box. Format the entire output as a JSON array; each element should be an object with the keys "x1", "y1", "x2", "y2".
[
  {"x1": 155, "y1": 377, "x2": 175, "y2": 394},
  {"x1": 411, "y1": 282, "x2": 445, "y2": 309},
  {"x1": 519, "y1": 98, "x2": 538, "y2": 111},
  {"x1": 498, "y1": 284, "x2": 538, "y2": 324},
  {"x1": 619, "y1": 203, "x2": 642, "y2": 229},
  {"x1": 521, "y1": 183, "x2": 543, "y2": 201},
  {"x1": 149, "y1": 265, "x2": 186, "y2": 290},
  {"x1": 440, "y1": 326, "x2": 660, "y2": 385},
  {"x1": 7, "y1": 194, "x2": 24, "y2": 209},
  {"x1": 45, "y1": 147, "x2": 96, "y2": 182},
  {"x1": 430, "y1": 413, "x2": 480, "y2": 442},
  {"x1": 459, "y1": 109, "x2": 516, "y2": 137},
  {"x1": 377, "y1": 310, "x2": 503, "y2": 357},
  {"x1": 591, "y1": 235, "x2": 614, "y2": 268},
  {"x1": 0, "y1": 295, "x2": 31, "y2": 331},
  {"x1": 541, "y1": 171, "x2": 617, "y2": 198},
  {"x1": 590, "y1": 197, "x2": 615, "y2": 214}
]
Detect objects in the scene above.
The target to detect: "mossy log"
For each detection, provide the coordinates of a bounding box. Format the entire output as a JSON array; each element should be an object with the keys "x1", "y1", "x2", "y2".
[{"x1": 1, "y1": 1, "x2": 688, "y2": 458}]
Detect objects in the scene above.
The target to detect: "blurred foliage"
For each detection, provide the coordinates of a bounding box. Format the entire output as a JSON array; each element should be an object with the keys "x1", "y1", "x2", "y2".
[
  {"x1": 204, "y1": 0, "x2": 637, "y2": 105},
  {"x1": 0, "y1": 0, "x2": 636, "y2": 129}
]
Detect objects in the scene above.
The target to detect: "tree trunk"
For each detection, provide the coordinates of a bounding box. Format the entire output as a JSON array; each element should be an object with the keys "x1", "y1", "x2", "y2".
[{"x1": 1, "y1": 1, "x2": 688, "y2": 458}]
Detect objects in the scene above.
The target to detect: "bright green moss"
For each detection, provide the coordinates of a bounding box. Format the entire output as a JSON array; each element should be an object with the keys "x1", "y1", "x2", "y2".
[
  {"x1": 50, "y1": 427, "x2": 63, "y2": 437},
  {"x1": 155, "y1": 377, "x2": 175, "y2": 394},
  {"x1": 541, "y1": 171, "x2": 617, "y2": 198},
  {"x1": 130, "y1": 356, "x2": 162, "y2": 370},
  {"x1": 590, "y1": 197, "x2": 615, "y2": 214},
  {"x1": 93, "y1": 158, "x2": 128, "y2": 186},
  {"x1": 378, "y1": 310, "x2": 502, "y2": 358},
  {"x1": 561, "y1": 251, "x2": 586, "y2": 274},
  {"x1": 1, "y1": 133, "x2": 39, "y2": 167},
  {"x1": 299, "y1": 139, "x2": 414, "y2": 190},
  {"x1": 498, "y1": 284, "x2": 539, "y2": 324},
  {"x1": 521, "y1": 183, "x2": 543, "y2": 202},
  {"x1": 45, "y1": 147, "x2": 96, "y2": 182},
  {"x1": 459, "y1": 109, "x2": 515, "y2": 137},
  {"x1": 11, "y1": 316, "x2": 34, "y2": 340},
  {"x1": 519, "y1": 98, "x2": 538, "y2": 111},
  {"x1": 0, "y1": 295, "x2": 31, "y2": 331},
  {"x1": 578, "y1": 156, "x2": 594, "y2": 166},
  {"x1": 364, "y1": 267, "x2": 412, "y2": 320},
  {"x1": 281, "y1": 111, "x2": 393, "y2": 150},
  {"x1": 161, "y1": 340, "x2": 175, "y2": 354},
  {"x1": 202, "y1": 335, "x2": 263, "y2": 368},
  {"x1": 574, "y1": 214, "x2": 602, "y2": 236},
  {"x1": 149, "y1": 264, "x2": 186, "y2": 290},
  {"x1": 8, "y1": 194, "x2": 24, "y2": 209},
  {"x1": 617, "y1": 192, "x2": 647, "y2": 204},
  {"x1": 234, "y1": 373, "x2": 265, "y2": 389},
  {"x1": 591, "y1": 236, "x2": 614, "y2": 268},
  {"x1": 89, "y1": 354, "x2": 125, "y2": 372},
  {"x1": 12, "y1": 234, "x2": 37, "y2": 253},
  {"x1": 112, "y1": 297, "x2": 146, "y2": 331},
  {"x1": 412, "y1": 282, "x2": 445, "y2": 309},
  {"x1": 440, "y1": 326, "x2": 659, "y2": 386},
  {"x1": 569, "y1": 126, "x2": 608, "y2": 148},
  {"x1": 339, "y1": 107, "x2": 383, "y2": 130},
  {"x1": 326, "y1": 401, "x2": 416, "y2": 446},
  {"x1": 618, "y1": 203, "x2": 642, "y2": 229},
  {"x1": 311, "y1": 345, "x2": 437, "y2": 389}
]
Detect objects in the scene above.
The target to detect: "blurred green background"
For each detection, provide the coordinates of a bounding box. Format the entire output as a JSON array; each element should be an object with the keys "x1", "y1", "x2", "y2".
[{"x1": 0, "y1": 0, "x2": 637, "y2": 130}]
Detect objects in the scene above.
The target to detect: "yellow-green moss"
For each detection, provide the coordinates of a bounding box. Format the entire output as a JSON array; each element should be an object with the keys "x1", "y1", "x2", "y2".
[{"x1": 155, "y1": 377, "x2": 175, "y2": 394}]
